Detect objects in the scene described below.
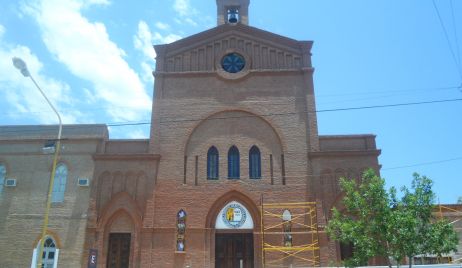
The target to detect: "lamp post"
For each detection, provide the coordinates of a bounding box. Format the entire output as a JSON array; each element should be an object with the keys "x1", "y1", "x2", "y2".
[{"x1": 12, "y1": 57, "x2": 62, "y2": 268}]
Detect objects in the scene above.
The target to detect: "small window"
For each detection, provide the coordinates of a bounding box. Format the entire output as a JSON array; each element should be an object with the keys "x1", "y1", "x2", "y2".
[
  {"x1": 249, "y1": 146, "x2": 261, "y2": 179},
  {"x1": 228, "y1": 146, "x2": 240, "y2": 179},
  {"x1": 176, "y1": 209, "x2": 187, "y2": 252},
  {"x1": 52, "y1": 164, "x2": 68, "y2": 203},
  {"x1": 0, "y1": 164, "x2": 5, "y2": 194},
  {"x1": 207, "y1": 147, "x2": 219, "y2": 180},
  {"x1": 35, "y1": 236, "x2": 57, "y2": 268},
  {"x1": 282, "y1": 209, "x2": 292, "y2": 247},
  {"x1": 340, "y1": 242, "x2": 354, "y2": 261}
]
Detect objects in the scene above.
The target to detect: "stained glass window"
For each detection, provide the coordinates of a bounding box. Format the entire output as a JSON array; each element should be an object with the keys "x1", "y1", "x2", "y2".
[
  {"x1": 40, "y1": 237, "x2": 57, "y2": 268},
  {"x1": 52, "y1": 163, "x2": 67, "y2": 203},
  {"x1": 0, "y1": 164, "x2": 5, "y2": 194},
  {"x1": 249, "y1": 146, "x2": 261, "y2": 179},
  {"x1": 207, "y1": 146, "x2": 219, "y2": 180},
  {"x1": 176, "y1": 209, "x2": 187, "y2": 252},
  {"x1": 222, "y1": 53, "x2": 245, "y2": 73},
  {"x1": 228, "y1": 146, "x2": 240, "y2": 179},
  {"x1": 282, "y1": 210, "x2": 292, "y2": 247}
]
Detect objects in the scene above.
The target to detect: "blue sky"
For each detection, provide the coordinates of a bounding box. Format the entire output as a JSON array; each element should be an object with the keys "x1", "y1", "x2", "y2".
[{"x1": 0, "y1": 0, "x2": 461, "y2": 203}]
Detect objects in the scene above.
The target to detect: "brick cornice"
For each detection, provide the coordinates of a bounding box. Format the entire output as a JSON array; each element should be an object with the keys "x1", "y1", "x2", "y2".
[
  {"x1": 153, "y1": 68, "x2": 314, "y2": 78},
  {"x1": 308, "y1": 149, "x2": 381, "y2": 158},
  {"x1": 93, "y1": 153, "x2": 161, "y2": 161},
  {"x1": 157, "y1": 24, "x2": 310, "y2": 57}
]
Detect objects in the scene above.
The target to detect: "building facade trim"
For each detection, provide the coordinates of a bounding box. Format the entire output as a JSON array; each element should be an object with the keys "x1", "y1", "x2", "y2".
[
  {"x1": 93, "y1": 154, "x2": 161, "y2": 161},
  {"x1": 308, "y1": 150, "x2": 381, "y2": 158}
]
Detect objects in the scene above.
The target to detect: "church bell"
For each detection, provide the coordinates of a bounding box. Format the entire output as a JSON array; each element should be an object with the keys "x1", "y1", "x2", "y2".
[{"x1": 228, "y1": 9, "x2": 238, "y2": 23}]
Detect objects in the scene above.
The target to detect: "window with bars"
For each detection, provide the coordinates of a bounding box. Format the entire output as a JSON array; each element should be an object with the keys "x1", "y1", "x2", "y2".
[
  {"x1": 30, "y1": 236, "x2": 58, "y2": 268},
  {"x1": 207, "y1": 146, "x2": 219, "y2": 180},
  {"x1": 249, "y1": 146, "x2": 261, "y2": 179},
  {"x1": 228, "y1": 146, "x2": 240, "y2": 179},
  {"x1": 51, "y1": 163, "x2": 68, "y2": 203},
  {"x1": 0, "y1": 164, "x2": 5, "y2": 194}
]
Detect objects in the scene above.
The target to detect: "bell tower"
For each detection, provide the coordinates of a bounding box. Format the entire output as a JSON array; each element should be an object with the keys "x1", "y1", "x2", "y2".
[{"x1": 216, "y1": 0, "x2": 250, "y2": 25}]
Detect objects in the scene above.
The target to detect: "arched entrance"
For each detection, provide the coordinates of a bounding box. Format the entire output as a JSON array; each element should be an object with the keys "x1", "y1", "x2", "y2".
[{"x1": 215, "y1": 201, "x2": 254, "y2": 268}]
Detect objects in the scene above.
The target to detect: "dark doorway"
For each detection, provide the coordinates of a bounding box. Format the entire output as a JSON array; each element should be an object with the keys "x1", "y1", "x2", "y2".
[
  {"x1": 107, "y1": 233, "x2": 131, "y2": 268},
  {"x1": 215, "y1": 233, "x2": 254, "y2": 268}
]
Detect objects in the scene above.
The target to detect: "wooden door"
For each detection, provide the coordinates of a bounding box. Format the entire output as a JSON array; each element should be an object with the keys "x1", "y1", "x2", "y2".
[
  {"x1": 107, "y1": 233, "x2": 131, "y2": 268},
  {"x1": 215, "y1": 233, "x2": 254, "y2": 268}
]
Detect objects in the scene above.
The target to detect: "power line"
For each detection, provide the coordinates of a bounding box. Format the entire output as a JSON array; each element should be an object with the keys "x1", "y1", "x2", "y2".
[
  {"x1": 382, "y1": 156, "x2": 462, "y2": 170},
  {"x1": 116, "y1": 97, "x2": 462, "y2": 126},
  {"x1": 1, "y1": 85, "x2": 460, "y2": 118},
  {"x1": 106, "y1": 97, "x2": 462, "y2": 127},
  {"x1": 450, "y1": 0, "x2": 461, "y2": 71},
  {"x1": 316, "y1": 85, "x2": 459, "y2": 98},
  {"x1": 432, "y1": 0, "x2": 462, "y2": 80},
  {"x1": 1, "y1": 97, "x2": 461, "y2": 132},
  {"x1": 315, "y1": 97, "x2": 462, "y2": 113}
]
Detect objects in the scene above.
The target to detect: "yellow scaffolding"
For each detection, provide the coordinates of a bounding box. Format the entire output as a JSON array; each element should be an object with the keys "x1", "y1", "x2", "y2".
[
  {"x1": 437, "y1": 205, "x2": 462, "y2": 264},
  {"x1": 260, "y1": 197, "x2": 320, "y2": 268}
]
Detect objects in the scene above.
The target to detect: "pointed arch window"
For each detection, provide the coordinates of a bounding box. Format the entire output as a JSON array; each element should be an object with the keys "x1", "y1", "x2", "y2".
[
  {"x1": 249, "y1": 146, "x2": 261, "y2": 179},
  {"x1": 31, "y1": 236, "x2": 59, "y2": 268},
  {"x1": 282, "y1": 209, "x2": 293, "y2": 247},
  {"x1": 228, "y1": 146, "x2": 240, "y2": 179},
  {"x1": 51, "y1": 163, "x2": 67, "y2": 203},
  {"x1": 207, "y1": 146, "x2": 219, "y2": 180},
  {"x1": 0, "y1": 164, "x2": 5, "y2": 194}
]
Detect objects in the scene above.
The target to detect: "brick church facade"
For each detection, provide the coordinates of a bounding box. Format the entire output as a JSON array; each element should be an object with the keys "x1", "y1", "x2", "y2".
[{"x1": 0, "y1": 0, "x2": 382, "y2": 267}]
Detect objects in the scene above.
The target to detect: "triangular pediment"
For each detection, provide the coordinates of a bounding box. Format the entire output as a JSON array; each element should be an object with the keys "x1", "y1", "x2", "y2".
[{"x1": 155, "y1": 24, "x2": 312, "y2": 73}]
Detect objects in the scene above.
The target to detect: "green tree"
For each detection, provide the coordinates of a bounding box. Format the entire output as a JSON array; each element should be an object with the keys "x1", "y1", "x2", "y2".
[
  {"x1": 326, "y1": 169, "x2": 393, "y2": 268},
  {"x1": 387, "y1": 174, "x2": 434, "y2": 267},
  {"x1": 424, "y1": 219, "x2": 459, "y2": 260},
  {"x1": 327, "y1": 171, "x2": 459, "y2": 268}
]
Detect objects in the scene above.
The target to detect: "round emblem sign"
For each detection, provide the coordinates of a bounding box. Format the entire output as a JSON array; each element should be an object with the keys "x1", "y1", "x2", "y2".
[{"x1": 222, "y1": 203, "x2": 247, "y2": 228}]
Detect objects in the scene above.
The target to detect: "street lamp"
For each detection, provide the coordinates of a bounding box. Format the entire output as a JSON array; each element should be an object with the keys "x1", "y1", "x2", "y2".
[{"x1": 12, "y1": 57, "x2": 62, "y2": 268}]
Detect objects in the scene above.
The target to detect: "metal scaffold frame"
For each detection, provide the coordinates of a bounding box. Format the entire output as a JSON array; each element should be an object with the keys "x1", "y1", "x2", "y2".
[
  {"x1": 437, "y1": 205, "x2": 462, "y2": 264},
  {"x1": 260, "y1": 196, "x2": 320, "y2": 268}
]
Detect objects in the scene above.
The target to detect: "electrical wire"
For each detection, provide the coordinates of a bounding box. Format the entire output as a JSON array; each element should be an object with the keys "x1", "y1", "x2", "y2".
[
  {"x1": 432, "y1": 0, "x2": 462, "y2": 80},
  {"x1": 119, "y1": 97, "x2": 462, "y2": 126},
  {"x1": 382, "y1": 156, "x2": 462, "y2": 170},
  {"x1": 1, "y1": 85, "x2": 460, "y2": 118},
  {"x1": 316, "y1": 85, "x2": 459, "y2": 98},
  {"x1": 450, "y1": 0, "x2": 461, "y2": 72},
  {"x1": 1, "y1": 97, "x2": 460, "y2": 133}
]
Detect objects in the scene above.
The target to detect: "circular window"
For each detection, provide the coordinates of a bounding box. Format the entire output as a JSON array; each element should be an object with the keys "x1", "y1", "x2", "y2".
[{"x1": 221, "y1": 53, "x2": 246, "y2": 73}]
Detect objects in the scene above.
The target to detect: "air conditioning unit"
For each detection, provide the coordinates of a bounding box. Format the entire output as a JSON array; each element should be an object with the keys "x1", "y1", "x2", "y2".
[
  {"x1": 78, "y1": 178, "x2": 90, "y2": 187},
  {"x1": 5, "y1": 178, "x2": 17, "y2": 187},
  {"x1": 42, "y1": 140, "x2": 56, "y2": 154}
]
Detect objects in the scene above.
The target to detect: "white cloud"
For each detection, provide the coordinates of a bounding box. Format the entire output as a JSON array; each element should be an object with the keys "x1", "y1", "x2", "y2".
[
  {"x1": 84, "y1": 0, "x2": 110, "y2": 6},
  {"x1": 134, "y1": 21, "x2": 157, "y2": 60},
  {"x1": 22, "y1": 0, "x2": 151, "y2": 122},
  {"x1": 127, "y1": 129, "x2": 148, "y2": 139},
  {"x1": 133, "y1": 21, "x2": 181, "y2": 82},
  {"x1": 82, "y1": 88, "x2": 97, "y2": 104},
  {"x1": 184, "y1": 18, "x2": 198, "y2": 27},
  {"x1": 133, "y1": 21, "x2": 156, "y2": 84},
  {"x1": 140, "y1": 62, "x2": 153, "y2": 84},
  {"x1": 155, "y1": 22, "x2": 170, "y2": 30},
  {"x1": 173, "y1": 0, "x2": 191, "y2": 17},
  {"x1": 152, "y1": 32, "x2": 182, "y2": 44},
  {"x1": 0, "y1": 24, "x2": 5, "y2": 37},
  {"x1": 0, "y1": 40, "x2": 81, "y2": 124},
  {"x1": 173, "y1": 0, "x2": 199, "y2": 26}
]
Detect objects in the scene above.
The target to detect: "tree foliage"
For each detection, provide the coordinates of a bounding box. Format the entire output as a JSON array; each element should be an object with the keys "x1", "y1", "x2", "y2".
[
  {"x1": 326, "y1": 170, "x2": 459, "y2": 268},
  {"x1": 387, "y1": 174, "x2": 434, "y2": 267},
  {"x1": 326, "y1": 169, "x2": 392, "y2": 267}
]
